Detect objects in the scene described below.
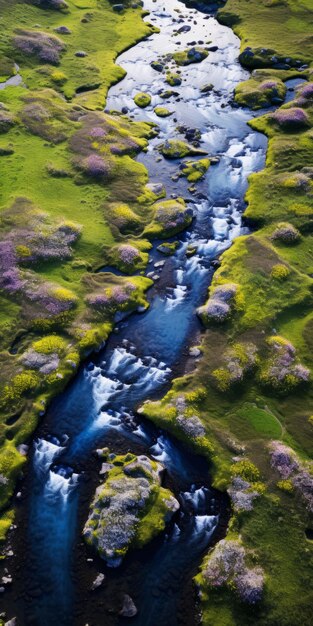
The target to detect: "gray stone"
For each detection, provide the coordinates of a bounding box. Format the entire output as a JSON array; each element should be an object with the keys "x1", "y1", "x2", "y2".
[
  {"x1": 91, "y1": 573, "x2": 105, "y2": 590},
  {"x1": 119, "y1": 594, "x2": 137, "y2": 618}
]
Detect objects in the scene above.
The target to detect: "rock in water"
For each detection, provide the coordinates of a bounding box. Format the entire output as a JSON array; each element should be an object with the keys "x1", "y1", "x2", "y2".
[
  {"x1": 83, "y1": 452, "x2": 179, "y2": 565},
  {"x1": 119, "y1": 594, "x2": 137, "y2": 618},
  {"x1": 91, "y1": 573, "x2": 105, "y2": 590}
]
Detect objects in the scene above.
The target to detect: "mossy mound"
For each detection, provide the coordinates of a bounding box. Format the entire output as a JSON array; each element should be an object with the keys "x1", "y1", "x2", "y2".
[
  {"x1": 172, "y1": 47, "x2": 208, "y2": 66},
  {"x1": 158, "y1": 139, "x2": 208, "y2": 159},
  {"x1": 154, "y1": 106, "x2": 173, "y2": 118},
  {"x1": 144, "y1": 198, "x2": 193, "y2": 239},
  {"x1": 102, "y1": 239, "x2": 151, "y2": 274},
  {"x1": 166, "y1": 72, "x2": 182, "y2": 86},
  {"x1": 83, "y1": 451, "x2": 179, "y2": 565},
  {"x1": 133, "y1": 92, "x2": 152, "y2": 108},
  {"x1": 235, "y1": 76, "x2": 286, "y2": 110},
  {"x1": 180, "y1": 158, "x2": 210, "y2": 182}
]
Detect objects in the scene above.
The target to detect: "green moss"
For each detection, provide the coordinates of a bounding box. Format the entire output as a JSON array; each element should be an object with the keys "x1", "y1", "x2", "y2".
[
  {"x1": 134, "y1": 92, "x2": 151, "y2": 108},
  {"x1": 32, "y1": 335, "x2": 68, "y2": 355},
  {"x1": 158, "y1": 139, "x2": 208, "y2": 159},
  {"x1": 154, "y1": 106, "x2": 173, "y2": 117},
  {"x1": 180, "y1": 158, "x2": 210, "y2": 182},
  {"x1": 0, "y1": 509, "x2": 14, "y2": 543},
  {"x1": 172, "y1": 47, "x2": 208, "y2": 66},
  {"x1": 143, "y1": 198, "x2": 193, "y2": 239},
  {"x1": 235, "y1": 76, "x2": 286, "y2": 110},
  {"x1": 165, "y1": 72, "x2": 182, "y2": 86}
]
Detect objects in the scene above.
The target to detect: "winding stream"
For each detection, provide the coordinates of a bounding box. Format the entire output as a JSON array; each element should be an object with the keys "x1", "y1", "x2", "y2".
[{"x1": 3, "y1": 1, "x2": 273, "y2": 624}]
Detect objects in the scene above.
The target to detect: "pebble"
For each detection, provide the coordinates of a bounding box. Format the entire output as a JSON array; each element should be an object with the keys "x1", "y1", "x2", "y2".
[{"x1": 91, "y1": 573, "x2": 105, "y2": 590}]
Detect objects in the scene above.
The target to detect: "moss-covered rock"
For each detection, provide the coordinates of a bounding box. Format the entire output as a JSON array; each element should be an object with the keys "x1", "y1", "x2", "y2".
[
  {"x1": 166, "y1": 72, "x2": 182, "y2": 86},
  {"x1": 180, "y1": 158, "x2": 210, "y2": 182},
  {"x1": 83, "y1": 452, "x2": 179, "y2": 565},
  {"x1": 144, "y1": 198, "x2": 193, "y2": 239},
  {"x1": 235, "y1": 77, "x2": 286, "y2": 110},
  {"x1": 172, "y1": 47, "x2": 208, "y2": 66},
  {"x1": 197, "y1": 283, "x2": 239, "y2": 325},
  {"x1": 154, "y1": 106, "x2": 173, "y2": 118},
  {"x1": 133, "y1": 92, "x2": 151, "y2": 108},
  {"x1": 158, "y1": 139, "x2": 208, "y2": 159}
]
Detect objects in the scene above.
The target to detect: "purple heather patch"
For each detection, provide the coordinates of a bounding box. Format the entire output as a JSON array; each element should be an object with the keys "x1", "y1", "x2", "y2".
[
  {"x1": 228, "y1": 476, "x2": 260, "y2": 512},
  {"x1": 269, "y1": 441, "x2": 299, "y2": 478},
  {"x1": 13, "y1": 29, "x2": 65, "y2": 65},
  {"x1": 118, "y1": 244, "x2": 140, "y2": 264},
  {"x1": 269, "y1": 441, "x2": 313, "y2": 512},
  {"x1": 90, "y1": 126, "x2": 107, "y2": 138},
  {"x1": 271, "y1": 107, "x2": 309, "y2": 129},
  {"x1": 261, "y1": 337, "x2": 310, "y2": 389},
  {"x1": 271, "y1": 223, "x2": 300, "y2": 244},
  {"x1": 204, "y1": 539, "x2": 264, "y2": 604},
  {"x1": 83, "y1": 153, "x2": 111, "y2": 178}
]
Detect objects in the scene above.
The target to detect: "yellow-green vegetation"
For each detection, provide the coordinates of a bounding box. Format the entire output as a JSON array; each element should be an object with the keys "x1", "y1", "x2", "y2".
[
  {"x1": 218, "y1": 0, "x2": 313, "y2": 68},
  {"x1": 83, "y1": 451, "x2": 179, "y2": 563},
  {"x1": 158, "y1": 138, "x2": 208, "y2": 159},
  {"x1": 166, "y1": 71, "x2": 182, "y2": 86},
  {"x1": 143, "y1": 198, "x2": 193, "y2": 239},
  {"x1": 235, "y1": 73, "x2": 287, "y2": 109},
  {"x1": 172, "y1": 46, "x2": 208, "y2": 66},
  {"x1": 140, "y1": 1, "x2": 313, "y2": 624},
  {"x1": 180, "y1": 158, "x2": 210, "y2": 182},
  {"x1": 154, "y1": 105, "x2": 173, "y2": 117},
  {"x1": 0, "y1": 0, "x2": 157, "y2": 110},
  {"x1": 133, "y1": 91, "x2": 152, "y2": 108},
  {"x1": 0, "y1": 0, "x2": 189, "y2": 539}
]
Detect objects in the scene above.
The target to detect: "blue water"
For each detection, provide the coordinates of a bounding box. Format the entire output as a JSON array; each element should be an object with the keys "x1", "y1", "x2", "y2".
[{"x1": 15, "y1": 0, "x2": 272, "y2": 624}]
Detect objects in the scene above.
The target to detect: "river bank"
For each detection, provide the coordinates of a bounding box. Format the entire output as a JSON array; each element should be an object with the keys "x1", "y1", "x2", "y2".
[
  {"x1": 0, "y1": 0, "x2": 271, "y2": 623},
  {"x1": 1, "y1": 0, "x2": 312, "y2": 624}
]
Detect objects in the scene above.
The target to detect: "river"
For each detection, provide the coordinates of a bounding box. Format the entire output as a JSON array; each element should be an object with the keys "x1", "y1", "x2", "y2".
[{"x1": 1, "y1": 0, "x2": 271, "y2": 624}]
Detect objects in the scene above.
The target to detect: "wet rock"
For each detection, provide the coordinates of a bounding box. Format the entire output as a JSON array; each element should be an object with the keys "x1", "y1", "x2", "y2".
[
  {"x1": 177, "y1": 25, "x2": 191, "y2": 33},
  {"x1": 119, "y1": 594, "x2": 137, "y2": 618},
  {"x1": 146, "y1": 182, "x2": 166, "y2": 197},
  {"x1": 112, "y1": 3, "x2": 125, "y2": 12},
  {"x1": 151, "y1": 60, "x2": 164, "y2": 72},
  {"x1": 158, "y1": 139, "x2": 208, "y2": 159},
  {"x1": 186, "y1": 244, "x2": 197, "y2": 257},
  {"x1": 156, "y1": 241, "x2": 179, "y2": 256},
  {"x1": 2, "y1": 576, "x2": 12, "y2": 586},
  {"x1": 5, "y1": 619, "x2": 17, "y2": 626},
  {"x1": 200, "y1": 83, "x2": 214, "y2": 94},
  {"x1": 91, "y1": 573, "x2": 105, "y2": 590},
  {"x1": 99, "y1": 462, "x2": 114, "y2": 475}
]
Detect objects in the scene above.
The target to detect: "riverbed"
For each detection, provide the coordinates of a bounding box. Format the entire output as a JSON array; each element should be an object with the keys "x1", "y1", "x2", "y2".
[{"x1": 1, "y1": 1, "x2": 270, "y2": 624}]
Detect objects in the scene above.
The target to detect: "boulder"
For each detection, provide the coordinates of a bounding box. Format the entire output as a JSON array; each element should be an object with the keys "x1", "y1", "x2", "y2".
[
  {"x1": 119, "y1": 594, "x2": 137, "y2": 618},
  {"x1": 83, "y1": 453, "x2": 179, "y2": 565}
]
